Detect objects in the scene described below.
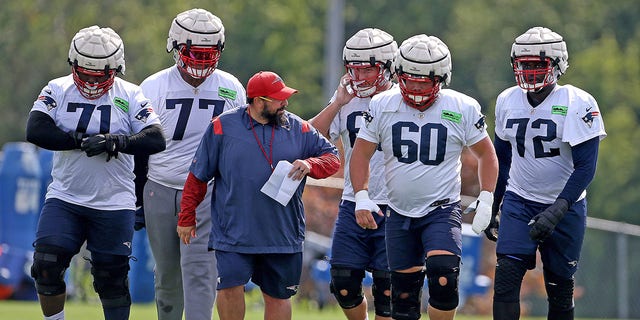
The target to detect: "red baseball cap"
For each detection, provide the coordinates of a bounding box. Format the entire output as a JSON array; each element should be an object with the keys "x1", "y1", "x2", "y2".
[{"x1": 247, "y1": 71, "x2": 298, "y2": 100}]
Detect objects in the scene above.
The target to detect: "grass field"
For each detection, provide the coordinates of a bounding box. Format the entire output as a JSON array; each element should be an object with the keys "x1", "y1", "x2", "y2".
[{"x1": 0, "y1": 299, "x2": 618, "y2": 320}]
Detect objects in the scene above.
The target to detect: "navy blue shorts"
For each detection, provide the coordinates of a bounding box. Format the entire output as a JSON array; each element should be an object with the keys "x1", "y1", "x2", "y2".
[
  {"x1": 330, "y1": 200, "x2": 388, "y2": 271},
  {"x1": 496, "y1": 191, "x2": 586, "y2": 278},
  {"x1": 34, "y1": 198, "x2": 134, "y2": 256},
  {"x1": 215, "y1": 250, "x2": 302, "y2": 299},
  {"x1": 385, "y1": 203, "x2": 462, "y2": 271}
]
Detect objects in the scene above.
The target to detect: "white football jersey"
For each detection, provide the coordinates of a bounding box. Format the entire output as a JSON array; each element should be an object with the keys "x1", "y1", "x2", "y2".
[
  {"x1": 328, "y1": 86, "x2": 396, "y2": 203},
  {"x1": 140, "y1": 66, "x2": 246, "y2": 189},
  {"x1": 495, "y1": 84, "x2": 606, "y2": 204},
  {"x1": 31, "y1": 75, "x2": 161, "y2": 210},
  {"x1": 358, "y1": 87, "x2": 488, "y2": 217}
]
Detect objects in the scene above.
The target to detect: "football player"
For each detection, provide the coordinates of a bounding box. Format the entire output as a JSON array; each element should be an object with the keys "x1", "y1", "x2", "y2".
[
  {"x1": 309, "y1": 28, "x2": 397, "y2": 320},
  {"x1": 138, "y1": 8, "x2": 246, "y2": 320},
  {"x1": 26, "y1": 26, "x2": 165, "y2": 320},
  {"x1": 490, "y1": 26, "x2": 606, "y2": 320},
  {"x1": 350, "y1": 34, "x2": 498, "y2": 320}
]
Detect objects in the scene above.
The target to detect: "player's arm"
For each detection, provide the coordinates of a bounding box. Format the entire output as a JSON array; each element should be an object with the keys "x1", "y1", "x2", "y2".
[
  {"x1": 493, "y1": 134, "x2": 512, "y2": 212},
  {"x1": 80, "y1": 124, "x2": 166, "y2": 160},
  {"x1": 26, "y1": 110, "x2": 82, "y2": 150},
  {"x1": 558, "y1": 136, "x2": 600, "y2": 204},
  {"x1": 350, "y1": 137, "x2": 382, "y2": 229},
  {"x1": 466, "y1": 136, "x2": 499, "y2": 234},
  {"x1": 308, "y1": 74, "x2": 354, "y2": 138}
]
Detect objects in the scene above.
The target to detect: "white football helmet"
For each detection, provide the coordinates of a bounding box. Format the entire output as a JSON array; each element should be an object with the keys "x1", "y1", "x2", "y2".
[
  {"x1": 342, "y1": 28, "x2": 397, "y2": 98},
  {"x1": 167, "y1": 8, "x2": 225, "y2": 79},
  {"x1": 68, "y1": 26, "x2": 125, "y2": 99},
  {"x1": 393, "y1": 34, "x2": 451, "y2": 110},
  {"x1": 511, "y1": 26, "x2": 569, "y2": 91}
]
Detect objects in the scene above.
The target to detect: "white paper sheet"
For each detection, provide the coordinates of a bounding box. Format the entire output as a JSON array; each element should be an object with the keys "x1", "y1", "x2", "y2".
[{"x1": 260, "y1": 160, "x2": 303, "y2": 206}]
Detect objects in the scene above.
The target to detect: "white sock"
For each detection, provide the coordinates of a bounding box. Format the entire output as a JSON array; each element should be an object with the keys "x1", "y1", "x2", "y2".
[{"x1": 44, "y1": 310, "x2": 64, "y2": 320}]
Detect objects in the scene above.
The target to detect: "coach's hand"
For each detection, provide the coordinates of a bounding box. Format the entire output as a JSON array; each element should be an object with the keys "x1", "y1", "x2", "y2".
[
  {"x1": 529, "y1": 198, "x2": 569, "y2": 242},
  {"x1": 354, "y1": 190, "x2": 382, "y2": 230},
  {"x1": 177, "y1": 225, "x2": 196, "y2": 245},
  {"x1": 464, "y1": 190, "x2": 494, "y2": 235},
  {"x1": 81, "y1": 133, "x2": 129, "y2": 161},
  {"x1": 133, "y1": 206, "x2": 145, "y2": 231}
]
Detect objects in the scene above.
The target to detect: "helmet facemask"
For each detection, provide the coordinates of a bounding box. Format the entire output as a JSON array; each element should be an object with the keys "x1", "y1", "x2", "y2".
[
  {"x1": 398, "y1": 73, "x2": 442, "y2": 111},
  {"x1": 174, "y1": 42, "x2": 222, "y2": 79},
  {"x1": 512, "y1": 56, "x2": 559, "y2": 91},
  {"x1": 71, "y1": 64, "x2": 117, "y2": 100},
  {"x1": 345, "y1": 59, "x2": 391, "y2": 98}
]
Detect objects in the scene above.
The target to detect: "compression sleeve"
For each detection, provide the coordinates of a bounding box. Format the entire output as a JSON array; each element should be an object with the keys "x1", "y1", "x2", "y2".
[
  {"x1": 134, "y1": 154, "x2": 149, "y2": 207},
  {"x1": 306, "y1": 153, "x2": 341, "y2": 179},
  {"x1": 26, "y1": 111, "x2": 80, "y2": 150},
  {"x1": 558, "y1": 137, "x2": 599, "y2": 204},
  {"x1": 121, "y1": 124, "x2": 166, "y2": 156},
  {"x1": 177, "y1": 172, "x2": 208, "y2": 227},
  {"x1": 493, "y1": 134, "x2": 512, "y2": 213}
]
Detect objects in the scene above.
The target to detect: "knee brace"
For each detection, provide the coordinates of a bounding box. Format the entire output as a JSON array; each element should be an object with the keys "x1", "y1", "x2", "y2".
[
  {"x1": 90, "y1": 255, "x2": 131, "y2": 308},
  {"x1": 425, "y1": 255, "x2": 460, "y2": 311},
  {"x1": 30, "y1": 245, "x2": 73, "y2": 296},
  {"x1": 390, "y1": 270, "x2": 424, "y2": 320},
  {"x1": 493, "y1": 254, "x2": 532, "y2": 303},
  {"x1": 371, "y1": 270, "x2": 391, "y2": 317},
  {"x1": 329, "y1": 268, "x2": 365, "y2": 309},
  {"x1": 544, "y1": 269, "x2": 575, "y2": 312}
]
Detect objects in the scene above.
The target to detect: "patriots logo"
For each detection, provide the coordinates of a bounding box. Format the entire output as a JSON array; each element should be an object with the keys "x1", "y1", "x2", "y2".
[
  {"x1": 474, "y1": 115, "x2": 486, "y2": 130},
  {"x1": 581, "y1": 110, "x2": 600, "y2": 128},
  {"x1": 286, "y1": 285, "x2": 299, "y2": 293},
  {"x1": 38, "y1": 95, "x2": 57, "y2": 111},
  {"x1": 135, "y1": 104, "x2": 154, "y2": 123},
  {"x1": 362, "y1": 110, "x2": 374, "y2": 127}
]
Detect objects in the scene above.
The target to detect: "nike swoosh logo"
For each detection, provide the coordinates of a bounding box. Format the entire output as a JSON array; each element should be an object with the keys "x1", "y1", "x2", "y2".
[{"x1": 586, "y1": 106, "x2": 593, "y2": 112}]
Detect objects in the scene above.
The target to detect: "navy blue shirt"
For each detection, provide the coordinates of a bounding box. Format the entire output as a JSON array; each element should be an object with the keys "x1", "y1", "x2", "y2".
[{"x1": 189, "y1": 106, "x2": 339, "y2": 254}]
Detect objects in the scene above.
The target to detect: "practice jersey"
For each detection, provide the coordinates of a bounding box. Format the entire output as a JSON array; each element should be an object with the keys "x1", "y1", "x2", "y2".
[
  {"x1": 357, "y1": 87, "x2": 488, "y2": 218},
  {"x1": 140, "y1": 66, "x2": 246, "y2": 189},
  {"x1": 328, "y1": 87, "x2": 395, "y2": 203},
  {"x1": 495, "y1": 84, "x2": 606, "y2": 204},
  {"x1": 31, "y1": 75, "x2": 161, "y2": 210}
]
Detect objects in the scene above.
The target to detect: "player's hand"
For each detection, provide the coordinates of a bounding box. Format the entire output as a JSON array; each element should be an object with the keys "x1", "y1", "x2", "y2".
[
  {"x1": 484, "y1": 207, "x2": 500, "y2": 242},
  {"x1": 464, "y1": 191, "x2": 494, "y2": 235},
  {"x1": 68, "y1": 131, "x2": 85, "y2": 149},
  {"x1": 335, "y1": 74, "x2": 356, "y2": 106},
  {"x1": 354, "y1": 190, "x2": 382, "y2": 230},
  {"x1": 177, "y1": 225, "x2": 196, "y2": 245},
  {"x1": 81, "y1": 133, "x2": 129, "y2": 161},
  {"x1": 529, "y1": 198, "x2": 569, "y2": 242},
  {"x1": 133, "y1": 206, "x2": 145, "y2": 231}
]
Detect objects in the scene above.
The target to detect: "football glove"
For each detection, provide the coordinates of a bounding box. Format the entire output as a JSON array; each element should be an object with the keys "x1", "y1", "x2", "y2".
[
  {"x1": 529, "y1": 198, "x2": 569, "y2": 242},
  {"x1": 69, "y1": 131, "x2": 85, "y2": 149},
  {"x1": 134, "y1": 206, "x2": 145, "y2": 231},
  {"x1": 484, "y1": 206, "x2": 500, "y2": 242},
  {"x1": 464, "y1": 190, "x2": 494, "y2": 235},
  {"x1": 354, "y1": 190, "x2": 381, "y2": 214},
  {"x1": 81, "y1": 133, "x2": 129, "y2": 161}
]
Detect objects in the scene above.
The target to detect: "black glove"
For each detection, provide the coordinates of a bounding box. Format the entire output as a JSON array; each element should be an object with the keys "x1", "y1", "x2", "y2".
[
  {"x1": 69, "y1": 131, "x2": 85, "y2": 149},
  {"x1": 134, "y1": 206, "x2": 145, "y2": 231},
  {"x1": 528, "y1": 198, "x2": 569, "y2": 242},
  {"x1": 484, "y1": 209, "x2": 499, "y2": 242},
  {"x1": 81, "y1": 134, "x2": 129, "y2": 161}
]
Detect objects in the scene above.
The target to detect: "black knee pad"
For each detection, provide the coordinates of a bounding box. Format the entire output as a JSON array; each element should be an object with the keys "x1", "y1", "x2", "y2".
[
  {"x1": 425, "y1": 255, "x2": 460, "y2": 311},
  {"x1": 544, "y1": 269, "x2": 575, "y2": 312},
  {"x1": 371, "y1": 270, "x2": 391, "y2": 317},
  {"x1": 30, "y1": 245, "x2": 73, "y2": 296},
  {"x1": 493, "y1": 254, "x2": 531, "y2": 303},
  {"x1": 390, "y1": 270, "x2": 424, "y2": 320},
  {"x1": 329, "y1": 268, "x2": 365, "y2": 309},
  {"x1": 90, "y1": 255, "x2": 131, "y2": 308}
]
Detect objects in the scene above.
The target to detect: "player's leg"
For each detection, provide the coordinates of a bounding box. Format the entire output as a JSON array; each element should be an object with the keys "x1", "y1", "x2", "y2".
[
  {"x1": 540, "y1": 198, "x2": 586, "y2": 320},
  {"x1": 493, "y1": 192, "x2": 539, "y2": 320},
  {"x1": 180, "y1": 184, "x2": 217, "y2": 320},
  {"x1": 369, "y1": 205, "x2": 391, "y2": 320},
  {"x1": 215, "y1": 250, "x2": 254, "y2": 320},
  {"x1": 385, "y1": 208, "x2": 426, "y2": 320},
  {"x1": 421, "y1": 203, "x2": 463, "y2": 320},
  {"x1": 144, "y1": 180, "x2": 183, "y2": 320},
  {"x1": 30, "y1": 198, "x2": 84, "y2": 318},
  {"x1": 86, "y1": 206, "x2": 134, "y2": 320},
  {"x1": 252, "y1": 253, "x2": 303, "y2": 320},
  {"x1": 329, "y1": 200, "x2": 371, "y2": 320}
]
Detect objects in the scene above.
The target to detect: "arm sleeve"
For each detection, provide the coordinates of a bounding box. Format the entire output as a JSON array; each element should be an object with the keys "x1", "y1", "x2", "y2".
[
  {"x1": 493, "y1": 134, "x2": 512, "y2": 213},
  {"x1": 307, "y1": 153, "x2": 340, "y2": 179},
  {"x1": 121, "y1": 124, "x2": 166, "y2": 156},
  {"x1": 177, "y1": 172, "x2": 208, "y2": 227},
  {"x1": 26, "y1": 111, "x2": 79, "y2": 150},
  {"x1": 134, "y1": 154, "x2": 149, "y2": 207},
  {"x1": 558, "y1": 136, "x2": 599, "y2": 204}
]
